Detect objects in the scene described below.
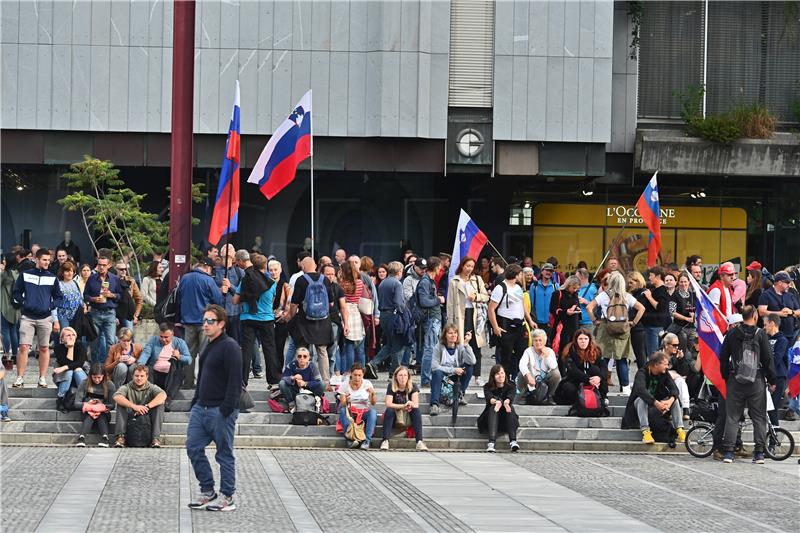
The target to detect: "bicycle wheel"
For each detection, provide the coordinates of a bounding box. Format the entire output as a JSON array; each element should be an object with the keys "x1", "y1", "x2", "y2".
[
  {"x1": 765, "y1": 427, "x2": 795, "y2": 461},
  {"x1": 685, "y1": 423, "x2": 715, "y2": 458}
]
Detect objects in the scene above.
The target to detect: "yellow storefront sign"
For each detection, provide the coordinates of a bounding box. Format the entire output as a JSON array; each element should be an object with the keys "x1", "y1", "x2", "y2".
[{"x1": 532, "y1": 203, "x2": 746, "y2": 273}]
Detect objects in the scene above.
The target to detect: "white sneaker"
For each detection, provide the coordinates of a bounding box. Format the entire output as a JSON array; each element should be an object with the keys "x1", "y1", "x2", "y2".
[
  {"x1": 486, "y1": 442, "x2": 496, "y2": 453},
  {"x1": 510, "y1": 440, "x2": 520, "y2": 452},
  {"x1": 380, "y1": 440, "x2": 389, "y2": 451},
  {"x1": 12, "y1": 376, "x2": 24, "y2": 388},
  {"x1": 476, "y1": 388, "x2": 485, "y2": 399},
  {"x1": 415, "y1": 441, "x2": 429, "y2": 451},
  {"x1": 621, "y1": 385, "x2": 632, "y2": 396},
  {"x1": 476, "y1": 377, "x2": 484, "y2": 387},
  {"x1": 38, "y1": 376, "x2": 48, "y2": 388}
]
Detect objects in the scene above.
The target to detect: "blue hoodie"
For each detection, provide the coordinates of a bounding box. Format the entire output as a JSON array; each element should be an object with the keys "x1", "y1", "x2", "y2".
[
  {"x1": 12, "y1": 268, "x2": 63, "y2": 320},
  {"x1": 177, "y1": 269, "x2": 223, "y2": 325}
]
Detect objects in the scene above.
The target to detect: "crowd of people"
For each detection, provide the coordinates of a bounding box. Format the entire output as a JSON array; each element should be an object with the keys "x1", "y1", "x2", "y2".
[{"x1": 1, "y1": 241, "x2": 798, "y2": 464}]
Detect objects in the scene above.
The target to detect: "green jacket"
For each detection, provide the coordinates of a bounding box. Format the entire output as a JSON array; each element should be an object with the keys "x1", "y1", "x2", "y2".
[
  {"x1": 1, "y1": 269, "x2": 20, "y2": 324},
  {"x1": 114, "y1": 380, "x2": 165, "y2": 406}
]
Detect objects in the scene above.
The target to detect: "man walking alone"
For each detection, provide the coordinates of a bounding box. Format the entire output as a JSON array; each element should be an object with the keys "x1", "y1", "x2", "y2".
[{"x1": 186, "y1": 305, "x2": 242, "y2": 511}]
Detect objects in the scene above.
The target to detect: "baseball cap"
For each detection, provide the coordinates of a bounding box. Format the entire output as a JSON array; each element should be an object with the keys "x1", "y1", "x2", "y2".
[
  {"x1": 727, "y1": 313, "x2": 743, "y2": 326},
  {"x1": 746, "y1": 261, "x2": 762, "y2": 271},
  {"x1": 199, "y1": 257, "x2": 215, "y2": 268},
  {"x1": 773, "y1": 271, "x2": 791, "y2": 283},
  {"x1": 541, "y1": 262, "x2": 555, "y2": 271},
  {"x1": 717, "y1": 262, "x2": 736, "y2": 276},
  {"x1": 414, "y1": 257, "x2": 427, "y2": 269}
]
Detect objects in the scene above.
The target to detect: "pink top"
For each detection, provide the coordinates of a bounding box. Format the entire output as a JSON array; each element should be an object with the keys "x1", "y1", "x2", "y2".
[{"x1": 153, "y1": 344, "x2": 173, "y2": 373}]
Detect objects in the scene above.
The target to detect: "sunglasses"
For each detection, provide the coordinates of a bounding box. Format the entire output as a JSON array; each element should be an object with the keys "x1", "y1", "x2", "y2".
[
  {"x1": 202, "y1": 318, "x2": 219, "y2": 325},
  {"x1": 670, "y1": 343, "x2": 680, "y2": 347},
  {"x1": 297, "y1": 354, "x2": 310, "y2": 359}
]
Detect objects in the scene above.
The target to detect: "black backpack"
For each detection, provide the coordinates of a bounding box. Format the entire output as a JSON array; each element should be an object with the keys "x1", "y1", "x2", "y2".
[
  {"x1": 116, "y1": 280, "x2": 136, "y2": 321},
  {"x1": 648, "y1": 406, "x2": 677, "y2": 444},
  {"x1": 125, "y1": 413, "x2": 152, "y2": 447},
  {"x1": 155, "y1": 285, "x2": 180, "y2": 324}
]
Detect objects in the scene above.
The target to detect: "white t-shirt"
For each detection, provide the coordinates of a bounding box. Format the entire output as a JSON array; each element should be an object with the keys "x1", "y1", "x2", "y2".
[
  {"x1": 289, "y1": 271, "x2": 304, "y2": 292},
  {"x1": 707, "y1": 288, "x2": 732, "y2": 316},
  {"x1": 594, "y1": 291, "x2": 636, "y2": 318},
  {"x1": 459, "y1": 279, "x2": 475, "y2": 309},
  {"x1": 490, "y1": 282, "x2": 525, "y2": 320},
  {"x1": 518, "y1": 347, "x2": 558, "y2": 379},
  {"x1": 337, "y1": 379, "x2": 374, "y2": 410}
]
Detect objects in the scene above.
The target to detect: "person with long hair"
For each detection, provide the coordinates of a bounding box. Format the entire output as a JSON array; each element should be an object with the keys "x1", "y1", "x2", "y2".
[
  {"x1": 380, "y1": 365, "x2": 427, "y2": 451},
  {"x1": 554, "y1": 329, "x2": 607, "y2": 405},
  {"x1": 586, "y1": 271, "x2": 644, "y2": 395},
  {"x1": 429, "y1": 323, "x2": 475, "y2": 416},
  {"x1": 745, "y1": 264, "x2": 763, "y2": 326},
  {"x1": 73, "y1": 363, "x2": 116, "y2": 447},
  {"x1": 268, "y1": 259, "x2": 292, "y2": 365},
  {"x1": 477, "y1": 364, "x2": 519, "y2": 452},
  {"x1": 339, "y1": 261, "x2": 366, "y2": 369},
  {"x1": 375, "y1": 263, "x2": 389, "y2": 288},
  {"x1": 446, "y1": 256, "x2": 490, "y2": 384},
  {"x1": 626, "y1": 271, "x2": 649, "y2": 369},
  {"x1": 141, "y1": 261, "x2": 162, "y2": 307},
  {"x1": 104, "y1": 327, "x2": 143, "y2": 388},
  {"x1": 336, "y1": 363, "x2": 377, "y2": 450},
  {"x1": 669, "y1": 272, "x2": 697, "y2": 358},
  {"x1": 77, "y1": 263, "x2": 92, "y2": 294}
]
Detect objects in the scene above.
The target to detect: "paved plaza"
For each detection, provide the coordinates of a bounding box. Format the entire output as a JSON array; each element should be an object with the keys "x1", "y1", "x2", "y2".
[{"x1": 1, "y1": 447, "x2": 797, "y2": 532}]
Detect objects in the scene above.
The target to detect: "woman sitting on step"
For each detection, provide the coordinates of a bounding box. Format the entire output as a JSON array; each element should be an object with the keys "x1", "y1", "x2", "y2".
[
  {"x1": 477, "y1": 364, "x2": 520, "y2": 453},
  {"x1": 52, "y1": 327, "x2": 88, "y2": 413},
  {"x1": 380, "y1": 366, "x2": 428, "y2": 451},
  {"x1": 429, "y1": 324, "x2": 475, "y2": 416},
  {"x1": 103, "y1": 328, "x2": 143, "y2": 388},
  {"x1": 73, "y1": 363, "x2": 116, "y2": 448},
  {"x1": 553, "y1": 329, "x2": 608, "y2": 405},
  {"x1": 336, "y1": 363, "x2": 377, "y2": 450}
]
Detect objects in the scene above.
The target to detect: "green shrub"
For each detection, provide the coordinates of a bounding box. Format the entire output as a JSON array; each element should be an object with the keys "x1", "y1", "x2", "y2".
[
  {"x1": 730, "y1": 104, "x2": 776, "y2": 139},
  {"x1": 675, "y1": 86, "x2": 777, "y2": 143}
]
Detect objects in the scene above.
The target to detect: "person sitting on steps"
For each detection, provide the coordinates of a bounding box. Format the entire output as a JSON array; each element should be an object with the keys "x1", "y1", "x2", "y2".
[
  {"x1": 380, "y1": 365, "x2": 428, "y2": 451},
  {"x1": 73, "y1": 363, "x2": 116, "y2": 448},
  {"x1": 477, "y1": 364, "x2": 520, "y2": 453},
  {"x1": 112, "y1": 364, "x2": 167, "y2": 448},
  {"x1": 429, "y1": 324, "x2": 475, "y2": 416},
  {"x1": 279, "y1": 347, "x2": 324, "y2": 412},
  {"x1": 516, "y1": 329, "x2": 561, "y2": 405},
  {"x1": 621, "y1": 351, "x2": 686, "y2": 444}
]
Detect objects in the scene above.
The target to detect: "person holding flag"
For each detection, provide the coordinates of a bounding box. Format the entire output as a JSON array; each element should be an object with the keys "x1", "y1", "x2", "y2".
[
  {"x1": 208, "y1": 81, "x2": 240, "y2": 248},
  {"x1": 635, "y1": 172, "x2": 661, "y2": 267}
]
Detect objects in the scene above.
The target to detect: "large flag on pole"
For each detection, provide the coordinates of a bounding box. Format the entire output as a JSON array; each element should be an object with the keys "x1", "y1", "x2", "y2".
[
  {"x1": 208, "y1": 80, "x2": 241, "y2": 246},
  {"x1": 688, "y1": 271, "x2": 727, "y2": 398},
  {"x1": 788, "y1": 337, "x2": 800, "y2": 397},
  {"x1": 449, "y1": 209, "x2": 489, "y2": 280},
  {"x1": 635, "y1": 171, "x2": 661, "y2": 267},
  {"x1": 247, "y1": 90, "x2": 312, "y2": 200}
]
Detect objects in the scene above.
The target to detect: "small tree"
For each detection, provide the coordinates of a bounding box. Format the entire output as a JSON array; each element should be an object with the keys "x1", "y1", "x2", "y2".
[{"x1": 58, "y1": 156, "x2": 167, "y2": 280}]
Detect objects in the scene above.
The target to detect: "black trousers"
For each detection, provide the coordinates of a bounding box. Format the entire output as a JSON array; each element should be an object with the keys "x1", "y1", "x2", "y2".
[
  {"x1": 152, "y1": 359, "x2": 184, "y2": 409},
  {"x1": 80, "y1": 412, "x2": 110, "y2": 437},
  {"x1": 464, "y1": 308, "x2": 483, "y2": 377},
  {"x1": 486, "y1": 408, "x2": 519, "y2": 442},
  {"x1": 241, "y1": 320, "x2": 280, "y2": 385},
  {"x1": 497, "y1": 320, "x2": 526, "y2": 381}
]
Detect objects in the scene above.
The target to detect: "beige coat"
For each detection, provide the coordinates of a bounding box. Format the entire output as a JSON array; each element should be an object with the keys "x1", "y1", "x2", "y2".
[{"x1": 446, "y1": 275, "x2": 490, "y2": 348}]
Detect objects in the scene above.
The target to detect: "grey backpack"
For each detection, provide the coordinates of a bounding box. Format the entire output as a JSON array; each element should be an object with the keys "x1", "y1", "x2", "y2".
[
  {"x1": 295, "y1": 392, "x2": 319, "y2": 413},
  {"x1": 735, "y1": 330, "x2": 761, "y2": 384},
  {"x1": 291, "y1": 391, "x2": 328, "y2": 426}
]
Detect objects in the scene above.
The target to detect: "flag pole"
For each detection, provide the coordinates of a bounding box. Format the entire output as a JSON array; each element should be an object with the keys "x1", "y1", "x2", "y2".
[
  {"x1": 309, "y1": 91, "x2": 315, "y2": 260},
  {"x1": 485, "y1": 239, "x2": 508, "y2": 266}
]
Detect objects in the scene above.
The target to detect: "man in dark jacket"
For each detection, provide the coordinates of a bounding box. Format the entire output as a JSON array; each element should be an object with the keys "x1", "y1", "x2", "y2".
[
  {"x1": 84, "y1": 253, "x2": 123, "y2": 365},
  {"x1": 12, "y1": 248, "x2": 63, "y2": 388},
  {"x1": 719, "y1": 305, "x2": 776, "y2": 464},
  {"x1": 416, "y1": 257, "x2": 443, "y2": 387},
  {"x1": 370, "y1": 261, "x2": 406, "y2": 374},
  {"x1": 177, "y1": 259, "x2": 223, "y2": 387},
  {"x1": 186, "y1": 305, "x2": 242, "y2": 512},
  {"x1": 621, "y1": 351, "x2": 686, "y2": 444},
  {"x1": 764, "y1": 313, "x2": 789, "y2": 424}
]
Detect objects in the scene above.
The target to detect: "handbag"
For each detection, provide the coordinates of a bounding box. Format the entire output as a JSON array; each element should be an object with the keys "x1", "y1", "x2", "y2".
[
  {"x1": 239, "y1": 387, "x2": 255, "y2": 411},
  {"x1": 357, "y1": 283, "x2": 374, "y2": 316},
  {"x1": 344, "y1": 407, "x2": 367, "y2": 442},
  {"x1": 394, "y1": 407, "x2": 411, "y2": 429},
  {"x1": 71, "y1": 305, "x2": 98, "y2": 342},
  {"x1": 52, "y1": 370, "x2": 69, "y2": 383}
]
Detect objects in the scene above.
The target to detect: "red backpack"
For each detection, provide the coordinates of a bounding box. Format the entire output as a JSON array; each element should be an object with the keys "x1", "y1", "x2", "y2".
[{"x1": 568, "y1": 385, "x2": 609, "y2": 417}]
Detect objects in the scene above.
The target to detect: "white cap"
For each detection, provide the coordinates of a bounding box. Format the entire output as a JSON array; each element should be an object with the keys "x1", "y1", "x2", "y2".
[{"x1": 727, "y1": 313, "x2": 743, "y2": 325}]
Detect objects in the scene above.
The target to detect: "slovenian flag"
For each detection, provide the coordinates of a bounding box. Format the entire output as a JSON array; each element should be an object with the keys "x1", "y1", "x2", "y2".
[
  {"x1": 247, "y1": 90, "x2": 312, "y2": 200},
  {"x1": 449, "y1": 209, "x2": 489, "y2": 280},
  {"x1": 635, "y1": 171, "x2": 661, "y2": 267},
  {"x1": 208, "y1": 80, "x2": 241, "y2": 246},
  {"x1": 688, "y1": 271, "x2": 727, "y2": 398},
  {"x1": 788, "y1": 337, "x2": 800, "y2": 397}
]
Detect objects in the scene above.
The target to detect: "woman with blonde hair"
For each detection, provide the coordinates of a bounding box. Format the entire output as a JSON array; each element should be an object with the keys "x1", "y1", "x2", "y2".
[
  {"x1": 380, "y1": 366, "x2": 428, "y2": 451},
  {"x1": 104, "y1": 327, "x2": 143, "y2": 388},
  {"x1": 53, "y1": 327, "x2": 88, "y2": 412},
  {"x1": 586, "y1": 271, "x2": 645, "y2": 394},
  {"x1": 626, "y1": 271, "x2": 649, "y2": 369}
]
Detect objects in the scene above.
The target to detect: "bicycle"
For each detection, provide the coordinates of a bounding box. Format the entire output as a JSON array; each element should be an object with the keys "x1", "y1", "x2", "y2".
[{"x1": 685, "y1": 418, "x2": 795, "y2": 460}]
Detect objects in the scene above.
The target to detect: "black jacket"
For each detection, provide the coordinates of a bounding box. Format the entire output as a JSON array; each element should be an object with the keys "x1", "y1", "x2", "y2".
[
  {"x1": 621, "y1": 367, "x2": 679, "y2": 429},
  {"x1": 719, "y1": 324, "x2": 776, "y2": 385},
  {"x1": 563, "y1": 346, "x2": 607, "y2": 386},
  {"x1": 191, "y1": 333, "x2": 243, "y2": 417}
]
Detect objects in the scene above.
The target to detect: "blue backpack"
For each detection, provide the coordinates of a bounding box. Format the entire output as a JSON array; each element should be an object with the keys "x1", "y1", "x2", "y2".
[{"x1": 302, "y1": 274, "x2": 329, "y2": 320}]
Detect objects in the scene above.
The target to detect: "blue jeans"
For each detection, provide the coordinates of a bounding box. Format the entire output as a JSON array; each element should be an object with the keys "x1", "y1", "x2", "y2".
[
  {"x1": 430, "y1": 366, "x2": 473, "y2": 406},
  {"x1": 186, "y1": 404, "x2": 239, "y2": 497},
  {"x1": 57, "y1": 369, "x2": 87, "y2": 398},
  {"x1": 120, "y1": 319, "x2": 133, "y2": 332},
  {"x1": 1, "y1": 317, "x2": 19, "y2": 355},
  {"x1": 789, "y1": 394, "x2": 800, "y2": 416},
  {"x1": 284, "y1": 335, "x2": 297, "y2": 368},
  {"x1": 420, "y1": 316, "x2": 441, "y2": 385},
  {"x1": 343, "y1": 339, "x2": 365, "y2": 370},
  {"x1": 338, "y1": 406, "x2": 377, "y2": 443},
  {"x1": 371, "y1": 314, "x2": 405, "y2": 373},
  {"x1": 329, "y1": 322, "x2": 340, "y2": 374},
  {"x1": 89, "y1": 309, "x2": 117, "y2": 364},
  {"x1": 616, "y1": 358, "x2": 630, "y2": 387},
  {"x1": 644, "y1": 326, "x2": 662, "y2": 359}
]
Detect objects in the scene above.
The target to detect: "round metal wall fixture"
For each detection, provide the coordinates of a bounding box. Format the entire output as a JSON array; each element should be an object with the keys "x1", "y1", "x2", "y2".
[{"x1": 455, "y1": 128, "x2": 484, "y2": 158}]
